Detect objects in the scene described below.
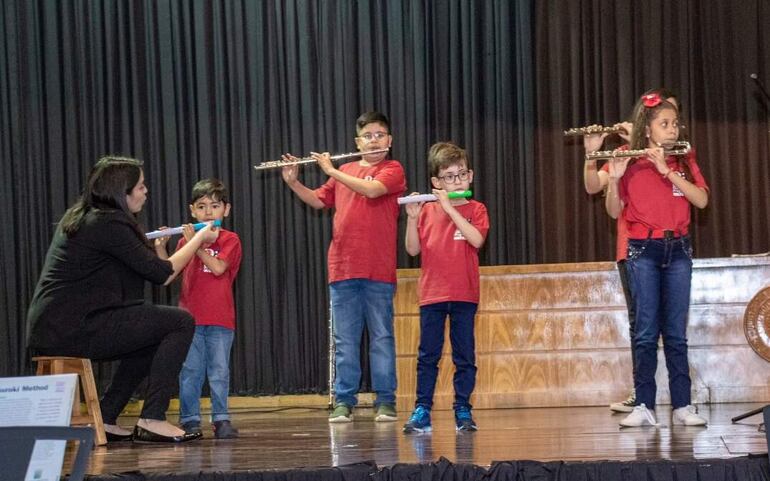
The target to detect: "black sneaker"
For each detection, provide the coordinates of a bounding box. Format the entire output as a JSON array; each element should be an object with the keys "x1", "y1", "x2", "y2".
[
  {"x1": 213, "y1": 420, "x2": 239, "y2": 439},
  {"x1": 180, "y1": 421, "x2": 202, "y2": 435},
  {"x1": 454, "y1": 406, "x2": 478, "y2": 431}
]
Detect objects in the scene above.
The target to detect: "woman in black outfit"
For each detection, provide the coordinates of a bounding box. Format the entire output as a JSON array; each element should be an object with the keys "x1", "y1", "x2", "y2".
[{"x1": 27, "y1": 156, "x2": 219, "y2": 443}]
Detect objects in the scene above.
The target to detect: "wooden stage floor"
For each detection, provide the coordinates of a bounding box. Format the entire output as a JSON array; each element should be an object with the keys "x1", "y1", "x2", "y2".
[{"x1": 70, "y1": 403, "x2": 769, "y2": 476}]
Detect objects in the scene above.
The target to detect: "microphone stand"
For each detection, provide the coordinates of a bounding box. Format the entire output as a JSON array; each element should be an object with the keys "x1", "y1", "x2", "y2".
[
  {"x1": 750, "y1": 73, "x2": 770, "y2": 104},
  {"x1": 732, "y1": 404, "x2": 769, "y2": 423},
  {"x1": 750, "y1": 73, "x2": 770, "y2": 137}
]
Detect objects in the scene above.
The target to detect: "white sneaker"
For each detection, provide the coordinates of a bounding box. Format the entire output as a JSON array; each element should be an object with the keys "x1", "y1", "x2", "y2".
[
  {"x1": 619, "y1": 404, "x2": 658, "y2": 427},
  {"x1": 672, "y1": 405, "x2": 707, "y2": 426},
  {"x1": 610, "y1": 389, "x2": 636, "y2": 413}
]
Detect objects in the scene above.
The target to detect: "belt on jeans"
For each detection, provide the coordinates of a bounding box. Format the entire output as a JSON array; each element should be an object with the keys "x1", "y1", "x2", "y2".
[
  {"x1": 647, "y1": 228, "x2": 687, "y2": 239},
  {"x1": 628, "y1": 222, "x2": 689, "y2": 239}
]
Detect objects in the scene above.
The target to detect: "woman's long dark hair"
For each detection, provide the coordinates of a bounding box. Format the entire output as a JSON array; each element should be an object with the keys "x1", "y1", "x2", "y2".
[{"x1": 60, "y1": 156, "x2": 145, "y2": 237}]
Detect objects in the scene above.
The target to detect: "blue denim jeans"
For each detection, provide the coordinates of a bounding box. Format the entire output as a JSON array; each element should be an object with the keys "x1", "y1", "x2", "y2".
[
  {"x1": 330, "y1": 278, "x2": 397, "y2": 407},
  {"x1": 179, "y1": 325, "x2": 235, "y2": 424},
  {"x1": 416, "y1": 301, "x2": 478, "y2": 410},
  {"x1": 626, "y1": 235, "x2": 693, "y2": 410}
]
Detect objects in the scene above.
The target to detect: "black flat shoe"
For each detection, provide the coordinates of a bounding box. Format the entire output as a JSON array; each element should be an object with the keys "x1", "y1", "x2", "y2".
[
  {"x1": 105, "y1": 431, "x2": 133, "y2": 442},
  {"x1": 131, "y1": 425, "x2": 202, "y2": 444}
]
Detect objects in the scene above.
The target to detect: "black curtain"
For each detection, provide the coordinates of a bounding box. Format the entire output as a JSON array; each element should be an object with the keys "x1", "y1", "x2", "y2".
[
  {"x1": 534, "y1": 0, "x2": 770, "y2": 263},
  {"x1": 0, "y1": 0, "x2": 535, "y2": 394},
  {"x1": 80, "y1": 456, "x2": 770, "y2": 481},
  {"x1": 1, "y1": 0, "x2": 768, "y2": 395}
]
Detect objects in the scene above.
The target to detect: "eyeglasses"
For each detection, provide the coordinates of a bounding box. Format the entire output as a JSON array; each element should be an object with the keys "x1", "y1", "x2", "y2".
[
  {"x1": 358, "y1": 132, "x2": 389, "y2": 141},
  {"x1": 437, "y1": 170, "x2": 470, "y2": 183}
]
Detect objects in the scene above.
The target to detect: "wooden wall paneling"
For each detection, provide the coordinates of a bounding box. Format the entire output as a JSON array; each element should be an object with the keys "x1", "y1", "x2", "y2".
[{"x1": 394, "y1": 257, "x2": 770, "y2": 410}]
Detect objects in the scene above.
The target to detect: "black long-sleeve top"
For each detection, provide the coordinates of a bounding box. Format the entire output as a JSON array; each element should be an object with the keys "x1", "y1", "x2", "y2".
[{"x1": 27, "y1": 209, "x2": 174, "y2": 350}]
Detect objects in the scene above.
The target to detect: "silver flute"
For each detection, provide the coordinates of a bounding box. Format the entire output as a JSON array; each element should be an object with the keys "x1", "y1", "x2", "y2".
[
  {"x1": 585, "y1": 141, "x2": 691, "y2": 161},
  {"x1": 564, "y1": 125, "x2": 626, "y2": 136},
  {"x1": 254, "y1": 148, "x2": 390, "y2": 171}
]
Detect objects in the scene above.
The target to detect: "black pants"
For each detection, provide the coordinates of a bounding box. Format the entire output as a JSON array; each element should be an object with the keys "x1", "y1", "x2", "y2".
[
  {"x1": 617, "y1": 260, "x2": 637, "y2": 381},
  {"x1": 40, "y1": 304, "x2": 194, "y2": 423}
]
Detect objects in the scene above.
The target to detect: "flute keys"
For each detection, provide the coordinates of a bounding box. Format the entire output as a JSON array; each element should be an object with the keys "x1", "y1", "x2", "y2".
[{"x1": 563, "y1": 125, "x2": 623, "y2": 136}]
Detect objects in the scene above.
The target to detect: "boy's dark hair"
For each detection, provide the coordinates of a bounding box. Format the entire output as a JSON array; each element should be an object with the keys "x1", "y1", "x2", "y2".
[
  {"x1": 60, "y1": 155, "x2": 144, "y2": 237},
  {"x1": 428, "y1": 142, "x2": 471, "y2": 177},
  {"x1": 190, "y1": 178, "x2": 229, "y2": 205},
  {"x1": 356, "y1": 111, "x2": 390, "y2": 135}
]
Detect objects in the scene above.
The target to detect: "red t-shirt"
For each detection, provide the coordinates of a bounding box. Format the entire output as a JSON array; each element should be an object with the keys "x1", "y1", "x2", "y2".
[
  {"x1": 315, "y1": 159, "x2": 406, "y2": 284},
  {"x1": 601, "y1": 162, "x2": 629, "y2": 261},
  {"x1": 178, "y1": 229, "x2": 242, "y2": 329},
  {"x1": 416, "y1": 200, "x2": 490, "y2": 306},
  {"x1": 619, "y1": 150, "x2": 709, "y2": 239}
]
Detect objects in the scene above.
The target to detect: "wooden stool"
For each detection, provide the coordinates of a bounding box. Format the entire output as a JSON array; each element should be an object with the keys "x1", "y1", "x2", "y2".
[{"x1": 32, "y1": 356, "x2": 107, "y2": 446}]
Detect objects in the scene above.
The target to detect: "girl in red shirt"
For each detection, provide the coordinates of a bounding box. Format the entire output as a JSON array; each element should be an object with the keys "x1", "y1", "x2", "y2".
[{"x1": 605, "y1": 94, "x2": 709, "y2": 428}]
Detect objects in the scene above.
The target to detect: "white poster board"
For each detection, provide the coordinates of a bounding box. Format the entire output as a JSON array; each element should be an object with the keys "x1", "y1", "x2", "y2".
[{"x1": 0, "y1": 374, "x2": 78, "y2": 481}]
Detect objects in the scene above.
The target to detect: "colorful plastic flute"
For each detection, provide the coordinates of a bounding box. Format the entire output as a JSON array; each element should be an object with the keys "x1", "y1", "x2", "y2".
[
  {"x1": 397, "y1": 190, "x2": 472, "y2": 205},
  {"x1": 145, "y1": 220, "x2": 222, "y2": 240}
]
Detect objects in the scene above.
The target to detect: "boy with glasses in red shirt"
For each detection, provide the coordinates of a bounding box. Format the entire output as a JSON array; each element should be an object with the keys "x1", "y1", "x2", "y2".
[
  {"x1": 402, "y1": 142, "x2": 489, "y2": 433},
  {"x1": 281, "y1": 112, "x2": 406, "y2": 423}
]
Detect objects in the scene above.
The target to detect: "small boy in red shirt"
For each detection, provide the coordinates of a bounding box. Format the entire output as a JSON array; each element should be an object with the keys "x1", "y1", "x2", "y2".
[
  {"x1": 155, "y1": 178, "x2": 242, "y2": 438},
  {"x1": 403, "y1": 142, "x2": 489, "y2": 433}
]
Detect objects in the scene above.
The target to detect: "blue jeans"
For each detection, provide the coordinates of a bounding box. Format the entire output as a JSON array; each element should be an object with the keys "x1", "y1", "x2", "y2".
[
  {"x1": 330, "y1": 278, "x2": 397, "y2": 407},
  {"x1": 626, "y1": 235, "x2": 693, "y2": 411},
  {"x1": 416, "y1": 301, "x2": 478, "y2": 410},
  {"x1": 179, "y1": 325, "x2": 234, "y2": 424}
]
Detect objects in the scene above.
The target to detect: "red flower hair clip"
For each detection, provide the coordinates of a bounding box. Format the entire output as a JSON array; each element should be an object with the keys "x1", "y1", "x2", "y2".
[{"x1": 642, "y1": 93, "x2": 662, "y2": 107}]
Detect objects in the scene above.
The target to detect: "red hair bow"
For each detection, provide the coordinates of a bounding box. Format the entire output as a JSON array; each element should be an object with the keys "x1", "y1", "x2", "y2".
[{"x1": 642, "y1": 93, "x2": 662, "y2": 107}]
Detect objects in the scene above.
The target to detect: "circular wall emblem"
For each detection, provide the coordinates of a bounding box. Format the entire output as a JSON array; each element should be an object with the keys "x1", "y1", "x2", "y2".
[{"x1": 745, "y1": 286, "x2": 770, "y2": 362}]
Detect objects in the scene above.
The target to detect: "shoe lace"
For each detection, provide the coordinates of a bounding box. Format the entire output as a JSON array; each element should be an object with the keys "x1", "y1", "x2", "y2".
[
  {"x1": 635, "y1": 404, "x2": 658, "y2": 426},
  {"x1": 455, "y1": 406, "x2": 472, "y2": 422},
  {"x1": 677, "y1": 405, "x2": 699, "y2": 419},
  {"x1": 410, "y1": 405, "x2": 429, "y2": 422}
]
